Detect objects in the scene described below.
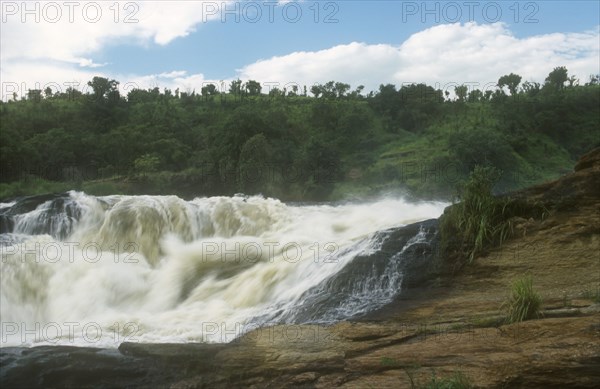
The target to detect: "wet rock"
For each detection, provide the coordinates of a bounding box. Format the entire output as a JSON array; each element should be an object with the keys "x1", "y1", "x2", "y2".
[{"x1": 0, "y1": 192, "x2": 80, "y2": 239}]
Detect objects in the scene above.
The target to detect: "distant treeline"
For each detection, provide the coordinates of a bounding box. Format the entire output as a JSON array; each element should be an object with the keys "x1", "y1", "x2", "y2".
[{"x1": 1, "y1": 67, "x2": 598, "y2": 200}]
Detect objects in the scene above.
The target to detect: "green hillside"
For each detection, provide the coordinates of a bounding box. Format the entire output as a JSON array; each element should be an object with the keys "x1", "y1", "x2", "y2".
[{"x1": 1, "y1": 68, "x2": 598, "y2": 201}]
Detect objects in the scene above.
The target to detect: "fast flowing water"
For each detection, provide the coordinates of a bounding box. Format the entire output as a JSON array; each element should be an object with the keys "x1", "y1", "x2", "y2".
[{"x1": 0, "y1": 192, "x2": 446, "y2": 347}]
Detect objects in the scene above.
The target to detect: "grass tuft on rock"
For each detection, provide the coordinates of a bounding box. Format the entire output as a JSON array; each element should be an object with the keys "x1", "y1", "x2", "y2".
[
  {"x1": 504, "y1": 275, "x2": 543, "y2": 323},
  {"x1": 582, "y1": 286, "x2": 600, "y2": 303},
  {"x1": 440, "y1": 165, "x2": 548, "y2": 268},
  {"x1": 415, "y1": 370, "x2": 473, "y2": 389}
]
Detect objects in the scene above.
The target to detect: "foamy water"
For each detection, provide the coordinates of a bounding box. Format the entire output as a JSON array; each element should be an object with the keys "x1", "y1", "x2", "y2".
[{"x1": 1, "y1": 192, "x2": 447, "y2": 347}]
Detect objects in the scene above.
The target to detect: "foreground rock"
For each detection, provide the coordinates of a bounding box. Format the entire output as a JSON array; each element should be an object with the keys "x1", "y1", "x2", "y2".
[{"x1": 2, "y1": 148, "x2": 599, "y2": 388}]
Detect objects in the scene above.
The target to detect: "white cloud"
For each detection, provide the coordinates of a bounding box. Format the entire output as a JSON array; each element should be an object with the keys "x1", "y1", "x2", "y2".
[
  {"x1": 1, "y1": 9, "x2": 599, "y2": 101},
  {"x1": 157, "y1": 71, "x2": 189, "y2": 79},
  {"x1": 124, "y1": 71, "x2": 210, "y2": 92},
  {"x1": 78, "y1": 58, "x2": 108, "y2": 68},
  {"x1": 237, "y1": 22, "x2": 600, "y2": 93},
  {"x1": 0, "y1": 1, "x2": 229, "y2": 97},
  {"x1": 0, "y1": 61, "x2": 99, "y2": 100},
  {"x1": 1, "y1": 1, "x2": 224, "y2": 62}
]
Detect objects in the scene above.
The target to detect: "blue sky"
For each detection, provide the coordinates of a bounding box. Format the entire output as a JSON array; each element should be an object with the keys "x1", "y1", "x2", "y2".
[
  {"x1": 1, "y1": 1, "x2": 599, "y2": 98},
  {"x1": 100, "y1": 1, "x2": 600, "y2": 78}
]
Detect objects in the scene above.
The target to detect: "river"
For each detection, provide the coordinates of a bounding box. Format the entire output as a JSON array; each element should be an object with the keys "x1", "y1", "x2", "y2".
[{"x1": 0, "y1": 192, "x2": 447, "y2": 347}]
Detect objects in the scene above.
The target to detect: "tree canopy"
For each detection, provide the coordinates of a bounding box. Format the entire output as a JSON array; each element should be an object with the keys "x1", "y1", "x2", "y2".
[{"x1": 1, "y1": 69, "x2": 598, "y2": 201}]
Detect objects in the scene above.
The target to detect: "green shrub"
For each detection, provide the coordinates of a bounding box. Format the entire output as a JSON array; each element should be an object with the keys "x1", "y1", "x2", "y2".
[
  {"x1": 414, "y1": 370, "x2": 473, "y2": 389},
  {"x1": 404, "y1": 368, "x2": 472, "y2": 389},
  {"x1": 0, "y1": 176, "x2": 72, "y2": 200},
  {"x1": 440, "y1": 165, "x2": 548, "y2": 266},
  {"x1": 582, "y1": 286, "x2": 600, "y2": 303},
  {"x1": 81, "y1": 181, "x2": 127, "y2": 196},
  {"x1": 440, "y1": 166, "x2": 513, "y2": 264},
  {"x1": 134, "y1": 153, "x2": 161, "y2": 175},
  {"x1": 448, "y1": 128, "x2": 516, "y2": 174},
  {"x1": 504, "y1": 275, "x2": 543, "y2": 323}
]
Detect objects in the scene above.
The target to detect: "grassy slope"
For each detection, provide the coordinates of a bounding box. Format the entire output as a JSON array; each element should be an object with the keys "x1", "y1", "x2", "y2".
[{"x1": 332, "y1": 103, "x2": 578, "y2": 200}]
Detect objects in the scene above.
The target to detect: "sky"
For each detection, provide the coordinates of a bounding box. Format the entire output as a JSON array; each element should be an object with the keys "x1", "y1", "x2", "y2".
[{"x1": 1, "y1": 0, "x2": 599, "y2": 99}]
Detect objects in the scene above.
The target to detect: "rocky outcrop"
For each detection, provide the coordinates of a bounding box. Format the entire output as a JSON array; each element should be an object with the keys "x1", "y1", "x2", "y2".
[
  {"x1": 0, "y1": 192, "x2": 81, "y2": 239},
  {"x1": 574, "y1": 147, "x2": 600, "y2": 172},
  {"x1": 270, "y1": 219, "x2": 440, "y2": 324},
  {"x1": 2, "y1": 314, "x2": 599, "y2": 388},
  {"x1": 511, "y1": 147, "x2": 600, "y2": 206}
]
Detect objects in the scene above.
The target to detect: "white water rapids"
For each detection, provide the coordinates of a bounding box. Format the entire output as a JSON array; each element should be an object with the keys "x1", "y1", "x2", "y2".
[{"x1": 0, "y1": 192, "x2": 447, "y2": 347}]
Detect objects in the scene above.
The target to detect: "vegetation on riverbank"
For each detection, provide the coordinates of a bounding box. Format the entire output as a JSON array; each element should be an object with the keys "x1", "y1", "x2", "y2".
[
  {"x1": 439, "y1": 164, "x2": 549, "y2": 269},
  {"x1": 1, "y1": 67, "x2": 598, "y2": 201},
  {"x1": 504, "y1": 275, "x2": 543, "y2": 323},
  {"x1": 440, "y1": 166, "x2": 510, "y2": 264}
]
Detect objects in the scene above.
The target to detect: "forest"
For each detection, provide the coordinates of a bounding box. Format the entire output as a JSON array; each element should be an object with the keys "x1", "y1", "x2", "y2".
[{"x1": 1, "y1": 66, "x2": 598, "y2": 201}]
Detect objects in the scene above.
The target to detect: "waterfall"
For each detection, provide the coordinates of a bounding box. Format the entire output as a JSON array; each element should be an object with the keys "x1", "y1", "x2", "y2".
[{"x1": 0, "y1": 191, "x2": 446, "y2": 347}]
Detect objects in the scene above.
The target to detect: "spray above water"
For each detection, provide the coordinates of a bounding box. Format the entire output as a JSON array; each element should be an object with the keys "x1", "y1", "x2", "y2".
[{"x1": 0, "y1": 191, "x2": 447, "y2": 347}]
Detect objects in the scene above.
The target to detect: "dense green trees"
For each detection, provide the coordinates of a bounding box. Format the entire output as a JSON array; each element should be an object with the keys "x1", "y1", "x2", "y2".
[
  {"x1": 545, "y1": 66, "x2": 569, "y2": 91},
  {"x1": 1, "y1": 69, "x2": 598, "y2": 200},
  {"x1": 498, "y1": 73, "x2": 522, "y2": 96}
]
